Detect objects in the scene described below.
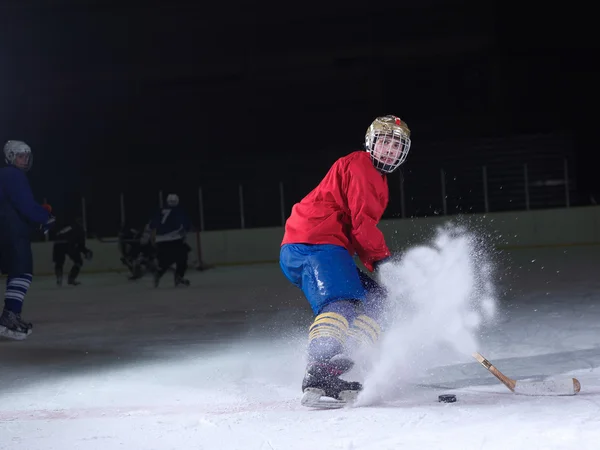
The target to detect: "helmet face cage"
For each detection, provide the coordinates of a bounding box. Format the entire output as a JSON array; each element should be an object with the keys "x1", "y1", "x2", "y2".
[
  {"x1": 3, "y1": 140, "x2": 33, "y2": 171},
  {"x1": 365, "y1": 116, "x2": 411, "y2": 173}
]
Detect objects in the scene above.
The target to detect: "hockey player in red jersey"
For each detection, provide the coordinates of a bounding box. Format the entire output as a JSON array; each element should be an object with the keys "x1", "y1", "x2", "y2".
[{"x1": 280, "y1": 115, "x2": 412, "y2": 406}]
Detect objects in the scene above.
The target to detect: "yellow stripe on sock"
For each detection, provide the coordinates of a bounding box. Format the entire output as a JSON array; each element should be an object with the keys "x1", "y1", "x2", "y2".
[
  {"x1": 349, "y1": 314, "x2": 381, "y2": 345},
  {"x1": 308, "y1": 324, "x2": 346, "y2": 342},
  {"x1": 308, "y1": 312, "x2": 349, "y2": 344},
  {"x1": 310, "y1": 312, "x2": 349, "y2": 330}
]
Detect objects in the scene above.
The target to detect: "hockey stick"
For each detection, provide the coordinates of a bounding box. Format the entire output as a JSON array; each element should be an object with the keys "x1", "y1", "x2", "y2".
[
  {"x1": 90, "y1": 234, "x2": 120, "y2": 244},
  {"x1": 473, "y1": 352, "x2": 581, "y2": 396}
]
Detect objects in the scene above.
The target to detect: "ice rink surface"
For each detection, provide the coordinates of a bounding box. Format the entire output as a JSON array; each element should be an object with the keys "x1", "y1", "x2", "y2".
[{"x1": 2, "y1": 243, "x2": 600, "y2": 450}]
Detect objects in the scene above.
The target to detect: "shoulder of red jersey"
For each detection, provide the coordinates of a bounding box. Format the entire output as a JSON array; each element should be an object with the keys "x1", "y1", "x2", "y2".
[
  {"x1": 335, "y1": 151, "x2": 372, "y2": 170},
  {"x1": 341, "y1": 150, "x2": 383, "y2": 177}
]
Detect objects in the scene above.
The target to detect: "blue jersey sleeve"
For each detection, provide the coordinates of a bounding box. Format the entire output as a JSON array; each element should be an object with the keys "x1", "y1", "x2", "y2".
[{"x1": 2, "y1": 167, "x2": 49, "y2": 224}]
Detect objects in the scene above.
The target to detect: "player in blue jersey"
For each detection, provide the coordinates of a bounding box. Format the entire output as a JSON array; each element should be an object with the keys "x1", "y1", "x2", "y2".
[
  {"x1": 149, "y1": 193, "x2": 191, "y2": 287},
  {"x1": 0, "y1": 140, "x2": 55, "y2": 340}
]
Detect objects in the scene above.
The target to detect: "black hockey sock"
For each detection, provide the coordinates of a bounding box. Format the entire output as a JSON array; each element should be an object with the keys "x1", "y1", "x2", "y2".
[
  {"x1": 68, "y1": 264, "x2": 81, "y2": 282},
  {"x1": 175, "y1": 265, "x2": 188, "y2": 279}
]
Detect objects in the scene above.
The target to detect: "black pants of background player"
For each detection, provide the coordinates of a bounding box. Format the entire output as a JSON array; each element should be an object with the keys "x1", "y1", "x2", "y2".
[
  {"x1": 154, "y1": 240, "x2": 189, "y2": 286},
  {"x1": 123, "y1": 243, "x2": 157, "y2": 280},
  {"x1": 53, "y1": 243, "x2": 83, "y2": 286}
]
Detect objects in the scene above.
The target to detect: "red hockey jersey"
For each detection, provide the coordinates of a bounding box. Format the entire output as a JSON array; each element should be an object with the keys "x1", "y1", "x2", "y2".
[{"x1": 281, "y1": 151, "x2": 391, "y2": 272}]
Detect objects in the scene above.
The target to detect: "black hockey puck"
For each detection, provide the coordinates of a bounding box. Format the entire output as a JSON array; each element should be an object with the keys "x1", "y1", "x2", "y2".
[{"x1": 438, "y1": 394, "x2": 457, "y2": 403}]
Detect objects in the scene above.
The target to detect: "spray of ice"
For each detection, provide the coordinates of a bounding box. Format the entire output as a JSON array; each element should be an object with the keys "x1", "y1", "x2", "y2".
[{"x1": 356, "y1": 224, "x2": 498, "y2": 405}]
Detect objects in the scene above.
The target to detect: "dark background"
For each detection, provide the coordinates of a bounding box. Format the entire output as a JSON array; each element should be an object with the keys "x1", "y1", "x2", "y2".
[{"x1": 1, "y1": 1, "x2": 597, "y2": 234}]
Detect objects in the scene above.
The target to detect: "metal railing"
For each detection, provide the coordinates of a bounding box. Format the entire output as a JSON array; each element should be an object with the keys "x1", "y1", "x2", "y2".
[{"x1": 52, "y1": 158, "x2": 578, "y2": 239}]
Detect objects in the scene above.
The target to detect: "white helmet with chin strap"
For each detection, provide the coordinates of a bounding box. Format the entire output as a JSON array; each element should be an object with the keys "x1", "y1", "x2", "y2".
[
  {"x1": 4, "y1": 140, "x2": 33, "y2": 171},
  {"x1": 166, "y1": 193, "x2": 179, "y2": 207},
  {"x1": 365, "y1": 115, "x2": 411, "y2": 173}
]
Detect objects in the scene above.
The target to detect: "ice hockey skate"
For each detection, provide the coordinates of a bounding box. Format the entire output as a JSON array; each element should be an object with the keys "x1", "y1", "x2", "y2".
[
  {"x1": 152, "y1": 269, "x2": 164, "y2": 288},
  {"x1": 301, "y1": 356, "x2": 362, "y2": 409},
  {"x1": 0, "y1": 309, "x2": 33, "y2": 340},
  {"x1": 55, "y1": 267, "x2": 63, "y2": 286},
  {"x1": 175, "y1": 276, "x2": 190, "y2": 287}
]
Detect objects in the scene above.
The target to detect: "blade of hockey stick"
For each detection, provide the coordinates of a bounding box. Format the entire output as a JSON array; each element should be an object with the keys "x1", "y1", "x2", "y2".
[{"x1": 472, "y1": 352, "x2": 581, "y2": 396}]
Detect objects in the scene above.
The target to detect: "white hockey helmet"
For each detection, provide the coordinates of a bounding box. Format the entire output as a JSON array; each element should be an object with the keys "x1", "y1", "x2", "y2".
[
  {"x1": 166, "y1": 193, "x2": 179, "y2": 207},
  {"x1": 365, "y1": 115, "x2": 411, "y2": 173},
  {"x1": 4, "y1": 140, "x2": 33, "y2": 171}
]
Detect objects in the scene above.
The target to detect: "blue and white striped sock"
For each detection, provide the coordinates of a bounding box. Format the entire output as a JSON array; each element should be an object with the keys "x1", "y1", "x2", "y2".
[{"x1": 4, "y1": 274, "x2": 33, "y2": 314}]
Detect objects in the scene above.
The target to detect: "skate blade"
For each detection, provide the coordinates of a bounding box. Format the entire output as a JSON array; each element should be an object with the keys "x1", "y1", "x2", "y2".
[
  {"x1": 301, "y1": 388, "x2": 359, "y2": 409},
  {"x1": 0, "y1": 327, "x2": 30, "y2": 341}
]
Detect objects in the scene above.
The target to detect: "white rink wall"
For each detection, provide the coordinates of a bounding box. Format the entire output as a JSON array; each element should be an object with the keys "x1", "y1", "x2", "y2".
[{"x1": 31, "y1": 206, "x2": 600, "y2": 275}]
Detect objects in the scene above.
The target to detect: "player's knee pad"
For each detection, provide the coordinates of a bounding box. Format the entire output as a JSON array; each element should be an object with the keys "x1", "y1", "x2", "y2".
[
  {"x1": 347, "y1": 314, "x2": 382, "y2": 349},
  {"x1": 308, "y1": 311, "x2": 349, "y2": 346}
]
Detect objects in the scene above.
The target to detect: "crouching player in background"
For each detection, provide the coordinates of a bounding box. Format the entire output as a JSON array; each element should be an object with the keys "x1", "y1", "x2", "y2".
[
  {"x1": 119, "y1": 222, "x2": 156, "y2": 280},
  {"x1": 279, "y1": 116, "x2": 412, "y2": 407},
  {"x1": 0, "y1": 140, "x2": 55, "y2": 340},
  {"x1": 149, "y1": 193, "x2": 191, "y2": 287},
  {"x1": 53, "y1": 217, "x2": 93, "y2": 286}
]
